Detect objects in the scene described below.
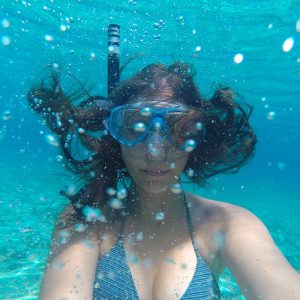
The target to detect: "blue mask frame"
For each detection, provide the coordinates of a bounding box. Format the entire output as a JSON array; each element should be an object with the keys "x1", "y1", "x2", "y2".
[{"x1": 104, "y1": 102, "x2": 189, "y2": 148}]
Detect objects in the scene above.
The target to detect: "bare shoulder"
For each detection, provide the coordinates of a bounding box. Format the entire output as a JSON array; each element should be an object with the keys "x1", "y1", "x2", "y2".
[
  {"x1": 50, "y1": 204, "x2": 100, "y2": 257},
  {"x1": 187, "y1": 193, "x2": 300, "y2": 299},
  {"x1": 187, "y1": 191, "x2": 255, "y2": 227}
]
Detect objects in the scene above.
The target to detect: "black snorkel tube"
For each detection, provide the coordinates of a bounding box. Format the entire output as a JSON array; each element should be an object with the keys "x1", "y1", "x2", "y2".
[{"x1": 107, "y1": 24, "x2": 120, "y2": 96}]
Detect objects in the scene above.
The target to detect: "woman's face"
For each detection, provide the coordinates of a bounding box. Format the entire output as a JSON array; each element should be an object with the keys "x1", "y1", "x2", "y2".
[{"x1": 120, "y1": 97, "x2": 190, "y2": 195}]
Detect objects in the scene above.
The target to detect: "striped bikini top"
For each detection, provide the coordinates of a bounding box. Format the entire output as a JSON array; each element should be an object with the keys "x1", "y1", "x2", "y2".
[{"x1": 93, "y1": 193, "x2": 221, "y2": 299}]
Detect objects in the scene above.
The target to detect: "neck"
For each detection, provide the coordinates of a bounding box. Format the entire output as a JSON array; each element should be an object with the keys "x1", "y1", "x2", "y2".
[{"x1": 126, "y1": 183, "x2": 186, "y2": 227}]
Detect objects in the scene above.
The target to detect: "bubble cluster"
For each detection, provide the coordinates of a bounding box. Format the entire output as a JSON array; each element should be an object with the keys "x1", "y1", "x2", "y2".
[{"x1": 82, "y1": 206, "x2": 106, "y2": 222}]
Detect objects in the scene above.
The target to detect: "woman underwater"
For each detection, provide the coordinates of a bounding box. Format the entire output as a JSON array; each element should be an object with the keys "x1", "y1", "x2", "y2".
[{"x1": 28, "y1": 62, "x2": 300, "y2": 299}]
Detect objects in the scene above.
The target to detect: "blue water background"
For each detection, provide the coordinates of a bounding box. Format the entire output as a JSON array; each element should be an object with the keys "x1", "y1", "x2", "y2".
[{"x1": 0, "y1": 0, "x2": 299, "y2": 299}]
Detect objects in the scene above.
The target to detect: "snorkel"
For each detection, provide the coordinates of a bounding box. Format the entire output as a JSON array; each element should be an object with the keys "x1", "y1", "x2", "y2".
[
  {"x1": 106, "y1": 25, "x2": 169, "y2": 159},
  {"x1": 107, "y1": 24, "x2": 120, "y2": 96}
]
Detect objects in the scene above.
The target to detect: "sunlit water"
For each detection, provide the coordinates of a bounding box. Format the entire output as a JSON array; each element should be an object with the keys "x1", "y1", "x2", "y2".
[{"x1": 0, "y1": 0, "x2": 299, "y2": 299}]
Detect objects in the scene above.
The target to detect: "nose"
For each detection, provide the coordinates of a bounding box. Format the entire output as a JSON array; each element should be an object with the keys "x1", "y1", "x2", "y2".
[{"x1": 145, "y1": 119, "x2": 168, "y2": 161}]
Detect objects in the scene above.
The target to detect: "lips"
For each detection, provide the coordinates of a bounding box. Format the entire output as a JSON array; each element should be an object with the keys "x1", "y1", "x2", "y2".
[{"x1": 143, "y1": 169, "x2": 169, "y2": 177}]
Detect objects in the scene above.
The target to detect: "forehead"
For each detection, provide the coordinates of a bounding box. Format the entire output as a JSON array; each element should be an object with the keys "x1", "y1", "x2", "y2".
[{"x1": 126, "y1": 96, "x2": 187, "y2": 107}]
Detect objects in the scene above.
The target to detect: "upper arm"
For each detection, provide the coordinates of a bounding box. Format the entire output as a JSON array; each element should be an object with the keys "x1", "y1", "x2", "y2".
[
  {"x1": 220, "y1": 207, "x2": 300, "y2": 300},
  {"x1": 40, "y1": 205, "x2": 100, "y2": 300}
]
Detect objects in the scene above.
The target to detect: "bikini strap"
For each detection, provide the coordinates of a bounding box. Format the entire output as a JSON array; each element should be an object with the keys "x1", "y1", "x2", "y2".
[
  {"x1": 117, "y1": 209, "x2": 127, "y2": 242},
  {"x1": 184, "y1": 193, "x2": 202, "y2": 258}
]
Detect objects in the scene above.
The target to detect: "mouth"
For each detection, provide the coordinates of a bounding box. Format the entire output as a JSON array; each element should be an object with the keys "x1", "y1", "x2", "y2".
[{"x1": 143, "y1": 169, "x2": 169, "y2": 177}]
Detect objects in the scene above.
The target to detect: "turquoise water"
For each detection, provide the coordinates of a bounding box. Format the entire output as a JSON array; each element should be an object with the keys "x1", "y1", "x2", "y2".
[{"x1": 1, "y1": 0, "x2": 299, "y2": 299}]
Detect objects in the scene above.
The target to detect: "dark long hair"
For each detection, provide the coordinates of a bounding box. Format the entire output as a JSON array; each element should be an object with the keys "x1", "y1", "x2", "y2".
[{"x1": 27, "y1": 62, "x2": 257, "y2": 222}]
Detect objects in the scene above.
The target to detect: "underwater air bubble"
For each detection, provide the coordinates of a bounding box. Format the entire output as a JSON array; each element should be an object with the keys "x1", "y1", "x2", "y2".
[
  {"x1": 140, "y1": 107, "x2": 152, "y2": 117},
  {"x1": 77, "y1": 127, "x2": 85, "y2": 133},
  {"x1": 44, "y1": 35, "x2": 53, "y2": 42},
  {"x1": 1, "y1": 35, "x2": 11, "y2": 46},
  {"x1": 282, "y1": 37, "x2": 294, "y2": 52},
  {"x1": 59, "y1": 229, "x2": 71, "y2": 244},
  {"x1": 268, "y1": 23, "x2": 273, "y2": 29},
  {"x1": 133, "y1": 122, "x2": 146, "y2": 132},
  {"x1": 74, "y1": 223, "x2": 87, "y2": 232},
  {"x1": 170, "y1": 162, "x2": 176, "y2": 169},
  {"x1": 196, "y1": 122, "x2": 203, "y2": 130},
  {"x1": 109, "y1": 197, "x2": 122, "y2": 209},
  {"x1": 164, "y1": 256, "x2": 176, "y2": 264},
  {"x1": 136, "y1": 231, "x2": 144, "y2": 241},
  {"x1": 192, "y1": 29, "x2": 196, "y2": 35},
  {"x1": 278, "y1": 162, "x2": 286, "y2": 169},
  {"x1": 83, "y1": 239, "x2": 95, "y2": 248},
  {"x1": 297, "y1": 19, "x2": 300, "y2": 32},
  {"x1": 2, "y1": 110, "x2": 11, "y2": 121},
  {"x1": 97, "y1": 272, "x2": 104, "y2": 280},
  {"x1": 60, "y1": 24, "x2": 67, "y2": 31},
  {"x1": 90, "y1": 52, "x2": 96, "y2": 60},
  {"x1": 267, "y1": 111, "x2": 275, "y2": 120},
  {"x1": 1, "y1": 19, "x2": 10, "y2": 28},
  {"x1": 66, "y1": 184, "x2": 76, "y2": 196},
  {"x1": 153, "y1": 22, "x2": 160, "y2": 28},
  {"x1": 171, "y1": 183, "x2": 182, "y2": 194},
  {"x1": 234, "y1": 53, "x2": 244, "y2": 64},
  {"x1": 45, "y1": 134, "x2": 59, "y2": 147},
  {"x1": 186, "y1": 168, "x2": 195, "y2": 177},
  {"x1": 195, "y1": 46, "x2": 201, "y2": 52},
  {"x1": 213, "y1": 231, "x2": 225, "y2": 248},
  {"x1": 106, "y1": 187, "x2": 116, "y2": 196},
  {"x1": 56, "y1": 155, "x2": 63, "y2": 162},
  {"x1": 117, "y1": 188, "x2": 127, "y2": 200},
  {"x1": 155, "y1": 211, "x2": 165, "y2": 221},
  {"x1": 177, "y1": 16, "x2": 185, "y2": 26},
  {"x1": 183, "y1": 139, "x2": 196, "y2": 152}
]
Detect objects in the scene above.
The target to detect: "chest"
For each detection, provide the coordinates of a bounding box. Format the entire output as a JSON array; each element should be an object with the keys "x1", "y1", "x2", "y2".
[{"x1": 96, "y1": 229, "x2": 222, "y2": 300}]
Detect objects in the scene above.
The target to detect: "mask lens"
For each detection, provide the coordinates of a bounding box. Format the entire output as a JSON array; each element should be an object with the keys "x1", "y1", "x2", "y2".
[
  {"x1": 111, "y1": 107, "x2": 152, "y2": 143},
  {"x1": 167, "y1": 111, "x2": 206, "y2": 149}
]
